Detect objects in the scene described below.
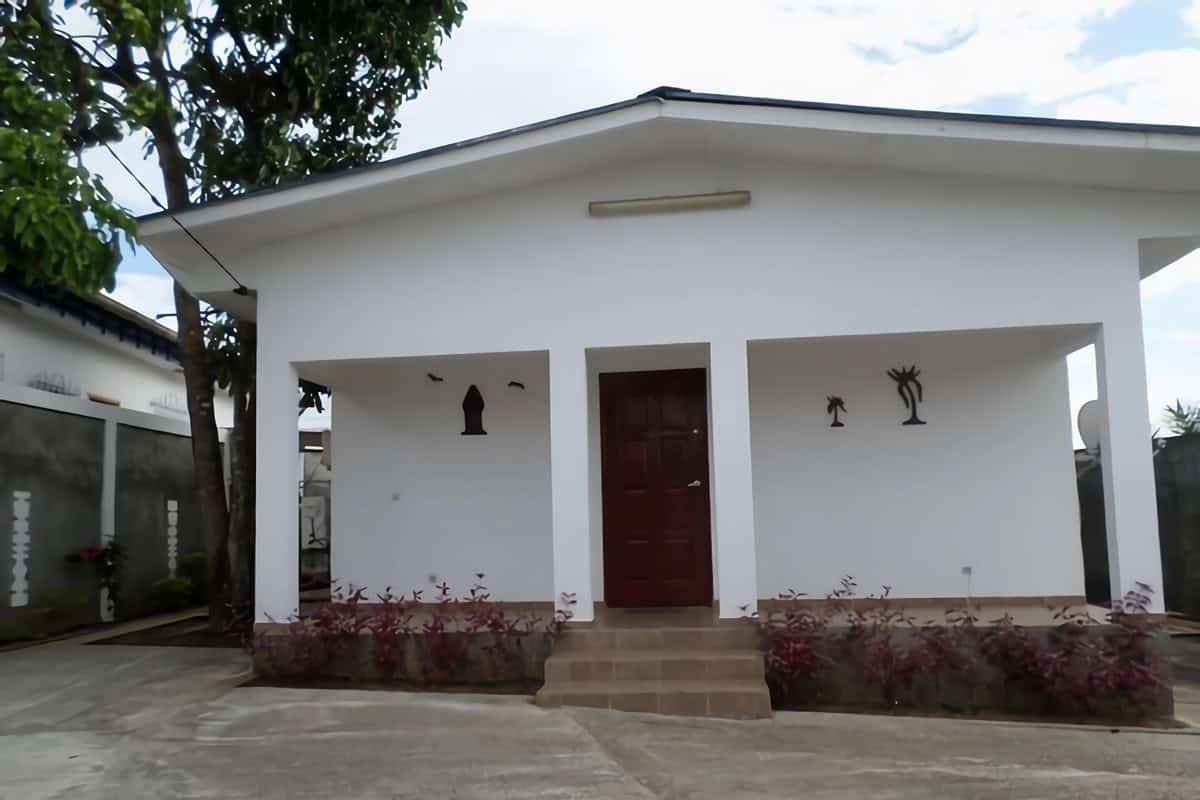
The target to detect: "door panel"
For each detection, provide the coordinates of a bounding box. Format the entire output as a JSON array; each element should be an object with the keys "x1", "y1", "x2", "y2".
[{"x1": 600, "y1": 368, "x2": 713, "y2": 607}]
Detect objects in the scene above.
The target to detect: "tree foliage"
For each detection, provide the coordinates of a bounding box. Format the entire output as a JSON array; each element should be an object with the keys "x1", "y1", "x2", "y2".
[
  {"x1": 1164, "y1": 399, "x2": 1200, "y2": 435},
  {"x1": 2, "y1": 0, "x2": 465, "y2": 623},
  {"x1": 0, "y1": 3, "x2": 134, "y2": 290},
  {"x1": 5, "y1": 0, "x2": 465, "y2": 279}
]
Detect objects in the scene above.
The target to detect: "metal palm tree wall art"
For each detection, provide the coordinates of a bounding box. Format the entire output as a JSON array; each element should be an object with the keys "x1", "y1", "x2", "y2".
[
  {"x1": 826, "y1": 395, "x2": 846, "y2": 427},
  {"x1": 887, "y1": 365, "x2": 926, "y2": 425}
]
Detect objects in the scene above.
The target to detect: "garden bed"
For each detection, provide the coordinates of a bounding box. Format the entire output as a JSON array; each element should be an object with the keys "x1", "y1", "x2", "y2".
[
  {"x1": 253, "y1": 579, "x2": 573, "y2": 691},
  {"x1": 755, "y1": 578, "x2": 1174, "y2": 724}
]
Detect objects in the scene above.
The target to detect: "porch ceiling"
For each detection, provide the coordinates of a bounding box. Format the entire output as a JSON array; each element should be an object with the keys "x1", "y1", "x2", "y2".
[
  {"x1": 296, "y1": 350, "x2": 548, "y2": 389},
  {"x1": 749, "y1": 324, "x2": 1096, "y2": 367}
]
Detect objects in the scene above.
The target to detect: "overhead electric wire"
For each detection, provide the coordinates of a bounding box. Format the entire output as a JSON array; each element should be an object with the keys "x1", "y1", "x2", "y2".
[{"x1": 100, "y1": 141, "x2": 251, "y2": 296}]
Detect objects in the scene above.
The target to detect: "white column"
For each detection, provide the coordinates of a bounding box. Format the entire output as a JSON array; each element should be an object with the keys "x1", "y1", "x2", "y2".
[
  {"x1": 709, "y1": 338, "x2": 758, "y2": 618},
  {"x1": 255, "y1": 358, "x2": 300, "y2": 623},
  {"x1": 99, "y1": 419, "x2": 117, "y2": 621},
  {"x1": 1096, "y1": 304, "x2": 1165, "y2": 613},
  {"x1": 549, "y1": 347, "x2": 594, "y2": 622}
]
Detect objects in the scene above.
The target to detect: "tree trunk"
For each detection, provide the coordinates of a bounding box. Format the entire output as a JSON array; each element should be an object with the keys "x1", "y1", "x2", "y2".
[
  {"x1": 153, "y1": 103, "x2": 234, "y2": 631},
  {"x1": 227, "y1": 322, "x2": 257, "y2": 618},
  {"x1": 173, "y1": 282, "x2": 231, "y2": 629}
]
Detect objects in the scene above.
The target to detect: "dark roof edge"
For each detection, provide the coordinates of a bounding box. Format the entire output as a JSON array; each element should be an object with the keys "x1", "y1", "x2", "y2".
[
  {"x1": 642, "y1": 86, "x2": 1200, "y2": 136},
  {"x1": 139, "y1": 86, "x2": 1200, "y2": 225}
]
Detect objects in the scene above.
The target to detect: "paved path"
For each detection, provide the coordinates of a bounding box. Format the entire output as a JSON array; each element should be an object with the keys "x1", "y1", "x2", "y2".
[{"x1": 2, "y1": 639, "x2": 1199, "y2": 799}]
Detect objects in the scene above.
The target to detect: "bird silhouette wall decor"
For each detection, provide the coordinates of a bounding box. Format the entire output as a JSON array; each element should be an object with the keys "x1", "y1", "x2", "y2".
[
  {"x1": 826, "y1": 395, "x2": 846, "y2": 427},
  {"x1": 427, "y1": 373, "x2": 444, "y2": 383},
  {"x1": 461, "y1": 385, "x2": 487, "y2": 435},
  {"x1": 507, "y1": 381, "x2": 526, "y2": 390},
  {"x1": 887, "y1": 365, "x2": 926, "y2": 425}
]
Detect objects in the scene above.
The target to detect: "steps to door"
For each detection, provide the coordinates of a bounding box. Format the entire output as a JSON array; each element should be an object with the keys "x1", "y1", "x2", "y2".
[{"x1": 535, "y1": 609, "x2": 770, "y2": 719}]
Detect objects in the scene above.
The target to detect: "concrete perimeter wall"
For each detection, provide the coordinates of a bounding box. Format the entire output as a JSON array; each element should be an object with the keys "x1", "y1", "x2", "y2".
[{"x1": 1, "y1": 386, "x2": 215, "y2": 636}]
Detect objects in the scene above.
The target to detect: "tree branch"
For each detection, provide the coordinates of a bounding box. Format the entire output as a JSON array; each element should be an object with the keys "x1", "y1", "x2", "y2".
[{"x1": 216, "y1": 0, "x2": 256, "y2": 68}]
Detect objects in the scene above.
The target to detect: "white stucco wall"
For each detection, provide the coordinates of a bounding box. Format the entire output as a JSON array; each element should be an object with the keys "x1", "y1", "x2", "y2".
[
  {"x1": 330, "y1": 352, "x2": 552, "y2": 600},
  {"x1": 240, "y1": 152, "x2": 1192, "y2": 619},
  {"x1": 0, "y1": 301, "x2": 234, "y2": 428},
  {"x1": 243, "y1": 156, "x2": 1193, "y2": 357},
  {"x1": 330, "y1": 332, "x2": 1084, "y2": 604},
  {"x1": 749, "y1": 331, "x2": 1083, "y2": 600}
]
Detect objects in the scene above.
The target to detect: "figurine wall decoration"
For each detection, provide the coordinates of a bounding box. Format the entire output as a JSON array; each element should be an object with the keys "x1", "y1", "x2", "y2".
[
  {"x1": 826, "y1": 395, "x2": 846, "y2": 427},
  {"x1": 887, "y1": 365, "x2": 926, "y2": 426},
  {"x1": 461, "y1": 385, "x2": 487, "y2": 435}
]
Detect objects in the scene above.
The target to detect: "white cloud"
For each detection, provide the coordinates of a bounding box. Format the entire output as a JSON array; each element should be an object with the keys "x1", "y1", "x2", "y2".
[
  {"x1": 389, "y1": 0, "x2": 1193, "y2": 156},
  {"x1": 1186, "y1": 1, "x2": 1200, "y2": 36},
  {"x1": 105, "y1": 272, "x2": 177, "y2": 328}
]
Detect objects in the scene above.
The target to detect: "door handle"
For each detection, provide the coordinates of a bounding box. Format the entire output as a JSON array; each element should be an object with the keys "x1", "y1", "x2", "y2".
[{"x1": 687, "y1": 479, "x2": 702, "y2": 488}]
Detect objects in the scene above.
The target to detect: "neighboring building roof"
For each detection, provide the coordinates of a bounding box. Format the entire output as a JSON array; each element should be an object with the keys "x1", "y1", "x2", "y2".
[{"x1": 0, "y1": 271, "x2": 180, "y2": 364}]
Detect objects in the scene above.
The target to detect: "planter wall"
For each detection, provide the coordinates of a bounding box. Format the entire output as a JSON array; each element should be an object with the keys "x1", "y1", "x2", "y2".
[
  {"x1": 765, "y1": 625, "x2": 1174, "y2": 723},
  {"x1": 254, "y1": 627, "x2": 556, "y2": 688}
]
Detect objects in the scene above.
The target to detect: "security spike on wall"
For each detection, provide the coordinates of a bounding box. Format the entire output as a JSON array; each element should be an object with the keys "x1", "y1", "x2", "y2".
[
  {"x1": 10, "y1": 490, "x2": 31, "y2": 607},
  {"x1": 166, "y1": 499, "x2": 179, "y2": 578}
]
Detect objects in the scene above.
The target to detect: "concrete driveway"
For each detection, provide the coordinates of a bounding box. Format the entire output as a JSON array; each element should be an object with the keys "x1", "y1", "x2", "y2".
[{"x1": 2, "y1": 639, "x2": 1200, "y2": 799}]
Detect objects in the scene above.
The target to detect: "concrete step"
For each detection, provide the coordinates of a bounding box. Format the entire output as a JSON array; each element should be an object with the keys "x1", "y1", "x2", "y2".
[
  {"x1": 593, "y1": 605, "x2": 721, "y2": 627},
  {"x1": 556, "y1": 624, "x2": 758, "y2": 653},
  {"x1": 545, "y1": 649, "x2": 764, "y2": 682},
  {"x1": 536, "y1": 679, "x2": 771, "y2": 719}
]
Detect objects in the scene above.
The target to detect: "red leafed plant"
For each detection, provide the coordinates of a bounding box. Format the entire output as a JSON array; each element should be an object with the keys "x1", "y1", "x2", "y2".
[
  {"x1": 1091, "y1": 583, "x2": 1165, "y2": 714},
  {"x1": 262, "y1": 575, "x2": 575, "y2": 687},
  {"x1": 751, "y1": 588, "x2": 835, "y2": 702},
  {"x1": 268, "y1": 584, "x2": 369, "y2": 679},
  {"x1": 366, "y1": 586, "x2": 416, "y2": 681},
  {"x1": 751, "y1": 576, "x2": 1168, "y2": 721}
]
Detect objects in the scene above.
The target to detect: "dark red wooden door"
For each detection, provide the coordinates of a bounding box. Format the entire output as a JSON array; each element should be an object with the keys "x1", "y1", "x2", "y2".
[{"x1": 599, "y1": 368, "x2": 713, "y2": 607}]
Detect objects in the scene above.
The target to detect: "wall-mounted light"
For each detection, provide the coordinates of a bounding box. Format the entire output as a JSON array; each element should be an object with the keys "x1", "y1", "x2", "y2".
[{"x1": 588, "y1": 190, "x2": 751, "y2": 218}]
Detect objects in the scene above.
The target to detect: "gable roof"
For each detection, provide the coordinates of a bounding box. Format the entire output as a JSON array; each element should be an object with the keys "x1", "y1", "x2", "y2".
[
  {"x1": 140, "y1": 85, "x2": 1200, "y2": 228},
  {"x1": 138, "y1": 86, "x2": 1200, "y2": 316}
]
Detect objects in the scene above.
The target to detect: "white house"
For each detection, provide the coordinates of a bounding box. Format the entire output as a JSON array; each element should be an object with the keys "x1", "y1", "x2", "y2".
[
  {"x1": 0, "y1": 275, "x2": 234, "y2": 428},
  {"x1": 139, "y1": 88, "x2": 1200, "y2": 633}
]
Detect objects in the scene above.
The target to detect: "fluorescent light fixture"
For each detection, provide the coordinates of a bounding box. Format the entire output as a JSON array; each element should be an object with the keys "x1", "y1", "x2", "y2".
[{"x1": 588, "y1": 190, "x2": 751, "y2": 218}]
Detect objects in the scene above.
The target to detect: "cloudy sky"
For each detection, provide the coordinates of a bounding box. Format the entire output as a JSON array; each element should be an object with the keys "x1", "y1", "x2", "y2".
[{"x1": 97, "y1": 0, "x2": 1200, "y2": 436}]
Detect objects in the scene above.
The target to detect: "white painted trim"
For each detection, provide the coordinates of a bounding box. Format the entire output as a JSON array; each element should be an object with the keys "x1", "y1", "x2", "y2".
[
  {"x1": 166, "y1": 499, "x2": 179, "y2": 579},
  {"x1": 1096, "y1": 303, "x2": 1165, "y2": 612},
  {"x1": 708, "y1": 339, "x2": 758, "y2": 618},
  {"x1": 99, "y1": 419, "x2": 117, "y2": 622},
  {"x1": 9, "y1": 491, "x2": 31, "y2": 608},
  {"x1": 550, "y1": 348, "x2": 594, "y2": 621},
  {"x1": 255, "y1": 360, "x2": 300, "y2": 622}
]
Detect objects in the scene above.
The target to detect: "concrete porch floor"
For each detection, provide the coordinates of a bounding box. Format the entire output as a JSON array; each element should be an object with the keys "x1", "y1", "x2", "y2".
[{"x1": 2, "y1": 637, "x2": 1200, "y2": 799}]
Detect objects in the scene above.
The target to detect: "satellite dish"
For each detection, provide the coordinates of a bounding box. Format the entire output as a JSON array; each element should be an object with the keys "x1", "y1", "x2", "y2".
[{"x1": 1077, "y1": 400, "x2": 1101, "y2": 452}]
